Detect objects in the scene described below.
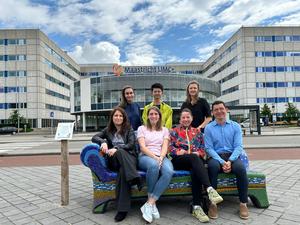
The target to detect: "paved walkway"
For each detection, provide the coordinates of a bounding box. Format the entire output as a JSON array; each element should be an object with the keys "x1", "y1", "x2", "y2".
[{"x1": 1, "y1": 160, "x2": 300, "y2": 225}]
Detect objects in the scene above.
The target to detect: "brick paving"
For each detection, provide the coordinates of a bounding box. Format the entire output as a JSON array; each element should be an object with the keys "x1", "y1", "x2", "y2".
[{"x1": 1, "y1": 160, "x2": 300, "y2": 225}]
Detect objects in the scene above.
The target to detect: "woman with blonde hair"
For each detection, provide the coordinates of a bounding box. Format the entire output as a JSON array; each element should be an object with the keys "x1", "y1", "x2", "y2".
[
  {"x1": 181, "y1": 80, "x2": 212, "y2": 131},
  {"x1": 137, "y1": 106, "x2": 174, "y2": 223}
]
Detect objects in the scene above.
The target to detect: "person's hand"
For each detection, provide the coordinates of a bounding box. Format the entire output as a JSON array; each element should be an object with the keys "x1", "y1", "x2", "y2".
[
  {"x1": 192, "y1": 152, "x2": 199, "y2": 156},
  {"x1": 222, "y1": 161, "x2": 231, "y2": 173},
  {"x1": 177, "y1": 149, "x2": 186, "y2": 155},
  {"x1": 107, "y1": 148, "x2": 117, "y2": 157},
  {"x1": 158, "y1": 156, "x2": 164, "y2": 167},
  {"x1": 153, "y1": 155, "x2": 162, "y2": 167},
  {"x1": 101, "y1": 143, "x2": 108, "y2": 154}
]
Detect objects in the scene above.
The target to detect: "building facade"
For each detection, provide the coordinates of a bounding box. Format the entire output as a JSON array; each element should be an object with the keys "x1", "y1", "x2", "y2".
[
  {"x1": 1, "y1": 26, "x2": 300, "y2": 130},
  {"x1": 202, "y1": 26, "x2": 300, "y2": 120},
  {"x1": 71, "y1": 64, "x2": 219, "y2": 131},
  {"x1": 0, "y1": 29, "x2": 80, "y2": 128}
]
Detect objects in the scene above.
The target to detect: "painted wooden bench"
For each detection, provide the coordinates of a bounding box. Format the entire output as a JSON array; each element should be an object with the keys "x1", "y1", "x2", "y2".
[{"x1": 80, "y1": 143, "x2": 269, "y2": 213}]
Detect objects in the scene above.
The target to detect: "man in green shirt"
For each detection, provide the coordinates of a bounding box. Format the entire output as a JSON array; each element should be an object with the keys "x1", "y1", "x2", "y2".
[{"x1": 142, "y1": 83, "x2": 173, "y2": 129}]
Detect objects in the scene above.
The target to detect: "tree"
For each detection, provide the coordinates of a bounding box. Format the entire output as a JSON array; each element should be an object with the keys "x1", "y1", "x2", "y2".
[
  {"x1": 283, "y1": 103, "x2": 300, "y2": 123},
  {"x1": 8, "y1": 110, "x2": 25, "y2": 127},
  {"x1": 260, "y1": 104, "x2": 272, "y2": 120}
]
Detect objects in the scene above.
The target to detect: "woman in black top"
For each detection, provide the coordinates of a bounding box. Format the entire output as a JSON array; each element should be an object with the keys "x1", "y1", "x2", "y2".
[
  {"x1": 181, "y1": 80, "x2": 212, "y2": 130},
  {"x1": 91, "y1": 107, "x2": 142, "y2": 222}
]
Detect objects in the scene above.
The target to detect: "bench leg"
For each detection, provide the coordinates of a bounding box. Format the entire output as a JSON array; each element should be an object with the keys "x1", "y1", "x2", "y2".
[
  {"x1": 248, "y1": 189, "x2": 269, "y2": 208},
  {"x1": 93, "y1": 201, "x2": 110, "y2": 213}
]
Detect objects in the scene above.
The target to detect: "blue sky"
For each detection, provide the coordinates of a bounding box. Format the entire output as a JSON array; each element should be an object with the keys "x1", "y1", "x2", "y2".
[{"x1": 0, "y1": 0, "x2": 300, "y2": 65}]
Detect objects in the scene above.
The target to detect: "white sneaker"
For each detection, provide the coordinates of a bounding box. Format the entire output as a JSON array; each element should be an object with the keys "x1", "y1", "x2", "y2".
[
  {"x1": 208, "y1": 188, "x2": 223, "y2": 205},
  {"x1": 152, "y1": 204, "x2": 160, "y2": 219},
  {"x1": 140, "y1": 202, "x2": 153, "y2": 223}
]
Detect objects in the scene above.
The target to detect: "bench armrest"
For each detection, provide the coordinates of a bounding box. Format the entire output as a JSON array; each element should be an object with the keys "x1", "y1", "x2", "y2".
[{"x1": 80, "y1": 143, "x2": 114, "y2": 182}]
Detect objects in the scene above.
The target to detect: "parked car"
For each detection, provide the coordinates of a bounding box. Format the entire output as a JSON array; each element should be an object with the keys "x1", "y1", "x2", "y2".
[
  {"x1": 297, "y1": 119, "x2": 300, "y2": 127},
  {"x1": 0, "y1": 126, "x2": 17, "y2": 134},
  {"x1": 240, "y1": 118, "x2": 264, "y2": 128}
]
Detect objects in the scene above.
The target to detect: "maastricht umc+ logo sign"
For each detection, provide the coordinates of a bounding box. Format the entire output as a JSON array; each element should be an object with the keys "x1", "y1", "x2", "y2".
[{"x1": 112, "y1": 64, "x2": 124, "y2": 76}]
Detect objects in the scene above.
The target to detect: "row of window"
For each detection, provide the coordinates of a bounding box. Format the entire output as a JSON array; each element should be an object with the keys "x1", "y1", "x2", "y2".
[
  {"x1": 44, "y1": 58, "x2": 77, "y2": 81},
  {"x1": 256, "y1": 82, "x2": 300, "y2": 88},
  {"x1": 203, "y1": 42, "x2": 237, "y2": 74},
  {"x1": 0, "y1": 70, "x2": 26, "y2": 77},
  {"x1": 219, "y1": 71, "x2": 238, "y2": 84},
  {"x1": 257, "y1": 97, "x2": 300, "y2": 103},
  {"x1": 256, "y1": 66, "x2": 300, "y2": 72},
  {"x1": 45, "y1": 104, "x2": 70, "y2": 112},
  {"x1": 43, "y1": 43, "x2": 80, "y2": 75},
  {"x1": 255, "y1": 35, "x2": 300, "y2": 42},
  {"x1": 74, "y1": 81, "x2": 81, "y2": 111},
  {"x1": 0, "y1": 86, "x2": 27, "y2": 93},
  {"x1": 46, "y1": 89, "x2": 70, "y2": 101},
  {"x1": 225, "y1": 100, "x2": 239, "y2": 106},
  {"x1": 222, "y1": 85, "x2": 239, "y2": 95},
  {"x1": 81, "y1": 72, "x2": 112, "y2": 77},
  {"x1": 45, "y1": 74, "x2": 70, "y2": 90},
  {"x1": 0, "y1": 102, "x2": 27, "y2": 109},
  {"x1": 0, "y1": 55, "x2": 26, "y2": 61},
  {"x1": 0, "y1": 39, "x2": 26, "y2": 45},
  {"x1": 255, "y1": 51, "x2": 300, "y2": 57},
  {"x1": 208, "y1": 56, "x2": 237, "y2": 78}
]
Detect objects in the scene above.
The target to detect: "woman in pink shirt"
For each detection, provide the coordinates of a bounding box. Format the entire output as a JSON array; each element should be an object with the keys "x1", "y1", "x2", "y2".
[{"x1": 137, "y1": 106, "x2": 174, "y2": 223}]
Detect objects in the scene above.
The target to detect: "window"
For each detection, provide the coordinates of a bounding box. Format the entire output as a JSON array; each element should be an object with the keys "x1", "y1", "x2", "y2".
[
  {"x1": 274, "y1": 36, "x2": 285, "y2": 41},
  {"x1": 277, "y1": 82, "x2": 286, "y2": 87},
  {"x1": 265, "y1": 67, "x2": 274, "y2": 72},
  {"x1": 275, "y1": 51, "x2": 285, "y2": 57},
  {"x1": 264, "y1": 51, "x2": 273, "y2": 57},
  {"x1": 256, "y1": 67, "x2": 263, "y2": 73},
  {"x1": 255, "y1": 52, "x2": 263, "y2": 57},
  {"x1": 276, "y1": 67, "x2": 285, "y2": 72}
]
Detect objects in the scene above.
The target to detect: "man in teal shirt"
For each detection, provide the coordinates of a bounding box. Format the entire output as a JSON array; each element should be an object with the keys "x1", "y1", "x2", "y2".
[{"x1": 204, "y1": 100, "x2": 249, "y2": 220}]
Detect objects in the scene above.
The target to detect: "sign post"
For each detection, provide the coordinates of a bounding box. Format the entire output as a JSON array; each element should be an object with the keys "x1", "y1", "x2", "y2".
[
  {"x1": 50, "y1": 112, "x2": 54, "y2": 135},
  {"x1": 55, "y1": 122, "x2": 74, "y2": 206}
]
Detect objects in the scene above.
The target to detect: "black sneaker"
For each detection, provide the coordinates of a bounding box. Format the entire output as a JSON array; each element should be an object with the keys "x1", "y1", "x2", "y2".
[{"x1": 114, "y1": 211, "x2": 127, "y2": 222}]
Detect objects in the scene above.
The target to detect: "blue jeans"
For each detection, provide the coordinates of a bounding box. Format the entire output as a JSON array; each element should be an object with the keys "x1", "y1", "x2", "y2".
[{"x1": 138, "y1": 155, "x2": 174, "y2": 200}]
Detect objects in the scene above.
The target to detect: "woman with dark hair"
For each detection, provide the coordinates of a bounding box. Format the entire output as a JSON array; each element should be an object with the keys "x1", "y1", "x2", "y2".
[
  {"x1": 181, "y1": 80, "x2": 212, "y2": 131},
  {"x1": 137, "y1": 106, "x2": 174, "y2": 223},
  {"x1": 91, "y1": 107, "x2": 142, "y2": 222},
  {"x1": 169, "y1": 108, "x2": 223, "y2": 223},
  {"x1": 119, "y1": 85, "x2": 142, "y2": 131}
]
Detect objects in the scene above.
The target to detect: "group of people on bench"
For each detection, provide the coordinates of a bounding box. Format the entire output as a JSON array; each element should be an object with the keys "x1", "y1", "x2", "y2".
[{"x1": 91, "y1": 81, "x2": 249, "y2": 223}]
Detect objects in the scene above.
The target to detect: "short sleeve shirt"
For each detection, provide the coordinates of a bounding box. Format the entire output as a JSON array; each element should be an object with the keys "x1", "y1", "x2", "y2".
[{"x1": 137, "y1": 125, "x2": 169, "y2": 156}]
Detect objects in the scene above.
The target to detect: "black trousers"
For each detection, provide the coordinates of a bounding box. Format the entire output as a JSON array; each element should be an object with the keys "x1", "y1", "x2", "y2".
[
  {"x1": 172, "y1": 154, "x2": 211, "y2": 206},
  {"x1": 107, "y1": 149, "x2": 139, "y2": 211}
]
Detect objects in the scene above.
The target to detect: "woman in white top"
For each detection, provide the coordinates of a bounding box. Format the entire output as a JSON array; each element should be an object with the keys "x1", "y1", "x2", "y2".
[{"x1": 137, "y1": 106, "x2": 174, "y2": 223}]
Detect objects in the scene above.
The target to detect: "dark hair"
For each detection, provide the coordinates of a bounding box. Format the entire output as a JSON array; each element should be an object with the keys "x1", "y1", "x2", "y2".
[
  {"x1": 180, "y1": 108, "x2": 193, "y2": 118},
  {"x1": 212, "y1": 100, "x2": 226, "y2": 110},
  {"x1": 107, "y1": 107, "x2": 131, "y2": 136},
  {"x1": 151, "y1": 83, "x2": 164, "y2": 92},
  {"x1": 146, "y1": 106, "x2": 162, "y2": 131},
  {"x1": 119, "y1": 85, "x2": 134, "y2": 108},
  {"x1": 185, "y1": 80, "x2": 200, "y2": 103}
]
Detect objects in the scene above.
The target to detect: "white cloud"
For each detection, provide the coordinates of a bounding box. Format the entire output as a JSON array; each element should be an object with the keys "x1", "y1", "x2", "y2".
[
  {"x1": 69, "y1": 41, "x2": 121, "y2": 64},
  {"x1": 211, "y1": 0, "x2": 300, "y2": 37},
  {"x1": 275, "y1": 11, "x2": 300, "y2": 26},
  {"x1": 193, "y1": 41, "x2": 225, "y2": 61},
  {"x1": 1, "y1": 0, "x2": 300, "y2": 64}
]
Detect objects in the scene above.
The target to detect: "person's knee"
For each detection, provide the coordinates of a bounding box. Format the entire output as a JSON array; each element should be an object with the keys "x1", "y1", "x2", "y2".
[
  {"x1": 207, "y1": 159, "x2": 220, "y2": 172},
  {"x1": 232, "y1": 161, "x2": 247, "y2": 175}
]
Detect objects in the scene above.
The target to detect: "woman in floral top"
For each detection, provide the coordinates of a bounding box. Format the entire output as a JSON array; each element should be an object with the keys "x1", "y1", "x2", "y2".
[{"x1": 169, "y1": 108, "x2": 223, "y2": 223}]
